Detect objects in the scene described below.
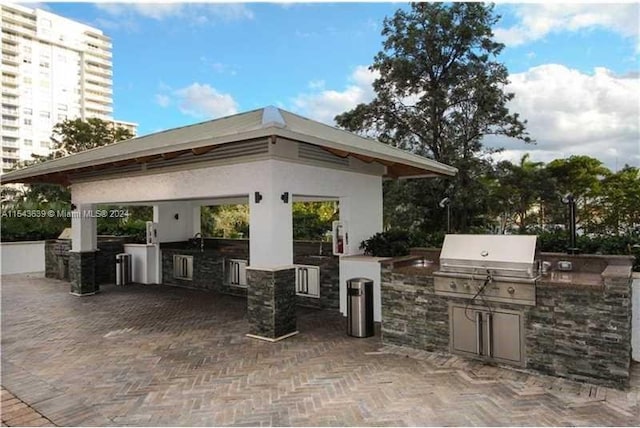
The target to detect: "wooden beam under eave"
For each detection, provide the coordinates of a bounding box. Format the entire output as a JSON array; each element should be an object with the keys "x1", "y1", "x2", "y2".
[
  {"x1": 161, "y1": 150, "x2": 190, "y2": 160},
  {"x1": 112, "y1": 159, "x2": 135, "y2": 168},
  {"x1": 323, "y1": 147, "x2": 350, "y2": 158},
  {"x1": 385, "y1": 168, "x2": 399, "y2": 179},
  {"x1": 352, "y1": 153, "x2": 375, "y2": 163},
  {"x1": 135, "y1": 154, "x2": 162, "y2": 163},
  {"x1": 191, "y1": 146, "x2": 216, "y2": 156}
]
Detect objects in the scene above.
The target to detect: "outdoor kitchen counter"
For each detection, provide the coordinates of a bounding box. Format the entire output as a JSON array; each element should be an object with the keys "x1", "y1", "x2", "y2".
[
  {"x1": 381, "y1": 251, "x2": 632, "y2": 290},
  {"x1": 380, "y1": 248, "x2": 634, "y2": 388}
]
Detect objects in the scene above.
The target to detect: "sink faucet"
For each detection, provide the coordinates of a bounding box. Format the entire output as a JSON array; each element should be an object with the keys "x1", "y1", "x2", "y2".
[{"x1": 193, "y1": 232, "x2": 204, "y2": 252}]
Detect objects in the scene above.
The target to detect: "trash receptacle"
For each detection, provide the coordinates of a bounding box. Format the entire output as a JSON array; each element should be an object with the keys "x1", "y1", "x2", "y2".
[
  {"x1": 115, "y1": 253, "x2": 132, "y2": 286},
  {"x1": 347, "y1": 278, "x2": 374, "y2": 337}
]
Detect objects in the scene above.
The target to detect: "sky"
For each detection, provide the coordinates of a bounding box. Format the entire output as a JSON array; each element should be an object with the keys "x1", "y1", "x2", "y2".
[{"x1": 36, "y1": 1, "x2": 640, "y2": 170}]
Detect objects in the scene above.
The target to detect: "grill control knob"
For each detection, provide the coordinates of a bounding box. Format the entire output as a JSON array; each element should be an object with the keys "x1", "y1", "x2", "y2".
[
  {"x1": 464, "y1": 283, "x2": 471, "y2": 290},
  {"x1": 449, "y1": 281, "x2": 457, "y2": 289},
  {"x1": 507, "y1": 286, "x2": 515, "y2": 295}
]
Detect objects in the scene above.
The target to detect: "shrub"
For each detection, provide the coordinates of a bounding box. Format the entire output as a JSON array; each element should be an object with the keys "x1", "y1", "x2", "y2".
[{"x1": 360, "y1": 230, "x2": 412, "y2": 257}]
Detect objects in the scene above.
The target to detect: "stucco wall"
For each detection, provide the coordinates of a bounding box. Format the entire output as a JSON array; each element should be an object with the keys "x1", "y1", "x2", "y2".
[
  {"x1": 0, "y1": 241, "x2": 45, "y2": 274},
  {"x1": 70, "y1": 158, "x2": 384, "y2": 268},
  {"x1": 123, "y1": 244, "x2": 158, "y2": 284}
]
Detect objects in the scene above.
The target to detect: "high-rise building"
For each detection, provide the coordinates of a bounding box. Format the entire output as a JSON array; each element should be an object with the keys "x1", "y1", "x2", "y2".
[{"x1": 1, "y1": 4, "x2": 137, "y2": 173}]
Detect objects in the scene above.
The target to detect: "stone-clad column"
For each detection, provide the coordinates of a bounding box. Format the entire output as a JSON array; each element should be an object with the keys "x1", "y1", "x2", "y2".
[
  {"x1": 69, "y1": 203, "x2": 98, "y2": 296},
  {"x1": 246, "y1": 267, "x2": 298, "y2": 342},
  {"x1": 69, "y1": 251, "x2": 97, "y2": 296}
]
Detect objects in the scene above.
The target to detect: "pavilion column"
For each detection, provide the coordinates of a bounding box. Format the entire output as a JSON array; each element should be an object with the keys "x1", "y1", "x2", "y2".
[
  {"x1": 69, "y1": 203, "x2": 98, "y2": 296},
  {"x1": 246, "y1": 187, "x2": 297, "y2": 342}
]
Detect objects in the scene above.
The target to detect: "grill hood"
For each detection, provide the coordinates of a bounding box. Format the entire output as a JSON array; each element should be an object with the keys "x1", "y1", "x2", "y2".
[{"x1": 438, "y1": 234, "x2": 538, "y2": 279}]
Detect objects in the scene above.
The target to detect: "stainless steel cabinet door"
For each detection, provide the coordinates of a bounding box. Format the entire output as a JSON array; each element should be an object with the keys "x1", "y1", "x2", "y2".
[
  {"x1": 451, "y1": 306, "x2": 478, "y2": 355},
  {"x1": 490, "y1": 311, "x2": 522, "y2": 363}
]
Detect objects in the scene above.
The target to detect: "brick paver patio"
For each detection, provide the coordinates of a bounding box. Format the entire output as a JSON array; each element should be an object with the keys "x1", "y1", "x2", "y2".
[{"x1": 1, "y1": 273, "x2": 638, "y2": 426}]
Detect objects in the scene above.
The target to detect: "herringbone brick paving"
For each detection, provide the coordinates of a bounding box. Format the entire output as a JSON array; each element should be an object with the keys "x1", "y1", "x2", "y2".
[
  {"x1": 1, "y1": 273, "x2": 638, "y2": 426},
  {"x1": 1, "y1": 387, "x2": 54, "y2": 426}
]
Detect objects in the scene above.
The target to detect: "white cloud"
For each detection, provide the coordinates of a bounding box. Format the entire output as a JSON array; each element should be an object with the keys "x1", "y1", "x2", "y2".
[
  {"x1": 174, "y1": 83, "x2": 238, "y2": 119},
  {"x1": 292, "y1": 62, "x2": 639, "y2": 170},
  {"x1": 292, "y1": 65, "x2": 379, "y2": 124},
  {"x1": 155, "y1": 94, "x2": 170, "y2": 108},
  {"x1": 308, "y1": 80, "x2": 325, "y2": 90},
  {"x1": 94, "y1": 3, "x2": 254, "y2": 24},
  {"x1": 489, "y1": 64, "x2": 640, "y2": 169},
  {"x1": 495, "y1": 4, "x2": 640, "y2": 48}
]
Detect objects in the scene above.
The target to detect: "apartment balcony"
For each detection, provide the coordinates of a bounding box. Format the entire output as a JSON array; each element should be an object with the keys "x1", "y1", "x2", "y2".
[
  {"x1": 2, "y1": 53, "x2": 19, "y2": 65},
  {"x1": 1, "y1": 129, "x2": 19, "y2": 138},
  {"x1": 2, "y1": 10, "x2": 37, "y2": 29},
  {"x1": 2, "y1": 119, "x2": 19, "y2": 128},
  {"x1": 2, "y1": 161, "x2": 18, "y2": 170},
  {"x1": 1, "y1": 77, "x2": 18, "y2": 87},
  {"x1": 84, "y1": 81, "x2": 112, "y2": 95},
  {"x1": 85, "y1": 34, "x2": 113, "y2": 50},
  {"x1": 1, "y1": 31, "x2": 19, "y2": 44},
  {"x1": 85, "y1": 64, "x2": 112, "y2": 78},
  {"x1": 1, "y1": 95, "x2": 19, "y2": 106},
  {"x1": 2, "y1": 63, "x2": 19, "y2": 75},
  {"x1": 1, "y1": 42, "x2": 18, "y2": 54},
  {"x1": 85, "y1": 101, "x2": 113, "y2": 113},
  {"x1": 2, "y1": 150, "x2": 20, "y2": 159},
  {"x1": 84, "y1": 54, "x2": 111, "y2": 68},
  {"x1": 1, "y1": 108, "x2": 19, "y2": 117},
  {"x1": 84, "y1": 106, "x2": 112, "y2": 118},
  {"x1": 1, "y1": 86, "x2": 19, "y2": 96},
  {"x1": 2, "y1": 22, "x2": 36, "y2": 37},
  {"x1": 84, "y1": 73, "x2": 111, "y2": 86},
  {"x1": 1, "y1": 139, "x2": 19, "y2": 147},
  {"x1": 87, "y1": 46, "x2": 112, "y2": 59},
  {"x1": 85, "y1": 92, "x2": 112, "y2": 105}
]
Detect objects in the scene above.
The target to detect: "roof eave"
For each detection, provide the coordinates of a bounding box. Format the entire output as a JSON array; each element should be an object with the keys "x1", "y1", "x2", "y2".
[{"x1": 272, "y1": 128, "x2": 457, "y2": 178}]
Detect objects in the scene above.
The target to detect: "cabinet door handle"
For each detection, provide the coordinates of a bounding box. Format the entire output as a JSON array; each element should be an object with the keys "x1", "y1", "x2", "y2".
[
  {"x1": 476, "y1": 312, "x2": 482, "y2": 356},
  {"x1": 486, "y1": 313, "x2": 493, "y2": 358}
]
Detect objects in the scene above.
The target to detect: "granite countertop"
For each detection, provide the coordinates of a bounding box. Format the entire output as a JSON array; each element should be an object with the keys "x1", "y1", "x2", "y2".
[
  {"x1": 392, "y1": 263, "x2": 440, "y2": 276},
  {"x1": 537, "y1": 271, "x2": 604, "y2": 289}
]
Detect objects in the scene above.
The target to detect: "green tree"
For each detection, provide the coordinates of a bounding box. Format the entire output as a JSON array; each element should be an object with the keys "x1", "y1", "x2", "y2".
[
  {"x1": 292, "y1": 201, "x2": 338, "y2": 240},
  {"x1": 492, "y1": 154, "x2": 551, "y2": 232},
  {"x1": 201, "y1": 205, "x2": 250, "y2": 238},
  {"x1": 2, "y1": 118, "x2": 135, "y2": 241},
  {"x1": 50, "y1": 117, "x2": 134, "y2": 157},
  {"x1": 600, "y1": 166, "x2": 640, "y2": 234},
  {"x1": 545, "y1": 155, "x2": 611, "y2": 233},
  {"x1": 336, "y1": 2, "x2": 531, "y2": 232}
]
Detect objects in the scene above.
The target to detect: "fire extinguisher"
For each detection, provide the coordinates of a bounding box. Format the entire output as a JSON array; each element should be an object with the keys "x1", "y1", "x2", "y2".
[{"x1": 337, "y1": 236, "x2": 344, "y2": 254}]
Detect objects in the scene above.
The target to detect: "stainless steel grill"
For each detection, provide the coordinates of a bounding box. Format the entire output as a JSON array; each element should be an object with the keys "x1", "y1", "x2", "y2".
[{"x1": 434, "y1": 234, "x2": 539, "y2": 306}]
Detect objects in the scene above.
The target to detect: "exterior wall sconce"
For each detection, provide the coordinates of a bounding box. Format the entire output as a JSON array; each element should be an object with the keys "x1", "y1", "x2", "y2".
[
  {"x1": 254, "y1": 191, "x2": 263, "y2": 204},
  {"x1": 174, "y1": 213, "x2": 179, "y2": 220},
  {"x1": 281, "y1": 192, "x2": 289, "y2": 203}
]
